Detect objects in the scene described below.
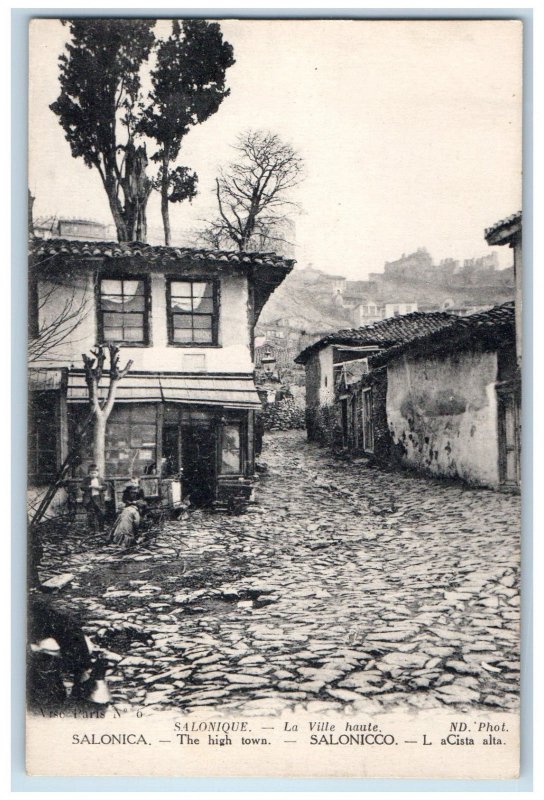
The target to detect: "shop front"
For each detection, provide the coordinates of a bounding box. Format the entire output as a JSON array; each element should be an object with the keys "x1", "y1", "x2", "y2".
[{"x1": 30, "y1": 369, "x2": 261, "y2": 510}]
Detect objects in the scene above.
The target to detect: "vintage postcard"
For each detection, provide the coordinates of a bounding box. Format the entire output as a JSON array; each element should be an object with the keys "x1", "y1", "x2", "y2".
[{"x1": 26, "y1": 17, "x2": 523, "y2": 778}]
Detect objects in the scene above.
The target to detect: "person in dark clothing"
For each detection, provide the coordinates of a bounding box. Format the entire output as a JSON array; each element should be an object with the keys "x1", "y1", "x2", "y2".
[
  {"x1": 121, "y1": 477, "x2": 145, "y2": 506},
  {"x1": 81, "y1": 464, "x2": 107, "y2": 532}
]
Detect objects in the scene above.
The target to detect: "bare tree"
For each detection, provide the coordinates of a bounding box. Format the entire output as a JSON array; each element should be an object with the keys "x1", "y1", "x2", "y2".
[
  {"x1": 201, "y1": 130, "x2": 304, "y2": 251},
  {"x1": 82, "y1": 345, "x2": 133, "y2": 477},
  {"x1": 28, "y1": 242, "x2": 91, "y2": 365},
  {"x1": 29, "y1": 282, "x2": 89, "y2": 365}
]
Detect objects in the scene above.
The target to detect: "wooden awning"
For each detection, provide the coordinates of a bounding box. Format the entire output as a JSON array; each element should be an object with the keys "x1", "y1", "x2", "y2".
[{"x1": 66, "y1": 372, "x2": 262, "y2": 409}]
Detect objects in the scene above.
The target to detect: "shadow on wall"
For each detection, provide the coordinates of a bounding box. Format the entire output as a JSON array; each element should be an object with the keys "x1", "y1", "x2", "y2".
[{"x1": 400, "y1": 389, "x2": 468, "y2": 421}]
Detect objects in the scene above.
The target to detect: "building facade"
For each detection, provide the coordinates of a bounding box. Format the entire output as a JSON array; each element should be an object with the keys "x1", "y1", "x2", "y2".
[
  {"x1": 28, "y1": 238, "x2": 293, "y2": 510},
  {"x1": 319, "y1": 305, "x2": 519, "y2": 491},
  {"x1": 371, "y1": 303, "x2": 519, "y2": 490},
  {"x1": 295, "y1": 312, "x2": 454, "y2": 446}
]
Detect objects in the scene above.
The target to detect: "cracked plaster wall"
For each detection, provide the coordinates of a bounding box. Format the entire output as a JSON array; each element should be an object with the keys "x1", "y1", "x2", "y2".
[{"x1": 386, "y1": 348, "x2": 500, "y2": 487}]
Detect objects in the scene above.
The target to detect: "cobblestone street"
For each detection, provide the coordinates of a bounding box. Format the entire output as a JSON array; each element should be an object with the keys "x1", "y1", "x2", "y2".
[{"x1": 38, "y1": 430, "x2": 521, "y2": 716}]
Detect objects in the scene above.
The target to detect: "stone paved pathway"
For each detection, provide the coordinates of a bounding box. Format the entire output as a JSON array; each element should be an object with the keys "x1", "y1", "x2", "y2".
[{"x1": 38, "y1": 431, "x2": 521, "y2": 716}]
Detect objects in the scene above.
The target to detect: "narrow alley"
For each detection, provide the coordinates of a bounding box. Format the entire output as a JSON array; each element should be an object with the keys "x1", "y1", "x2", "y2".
[{"x1": 38, "y1": 430, "x2": 521, "y2": 717}]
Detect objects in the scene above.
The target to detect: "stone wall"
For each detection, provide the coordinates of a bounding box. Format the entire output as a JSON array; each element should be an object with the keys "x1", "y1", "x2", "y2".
[
  {"x1": 262, "y1": 396, "x2": 305, "y2": 432},
  {"x1": 386, "y1": 348, "x2": 500, "y2": 487},
  {"x1": 305, "y1": 403, "x2": 341, "y2": 447}
]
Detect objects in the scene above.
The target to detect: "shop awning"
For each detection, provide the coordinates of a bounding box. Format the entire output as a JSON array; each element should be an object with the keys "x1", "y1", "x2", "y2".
[{"x1": 66, "y1": 372, "x2": 262, "y2": 409}]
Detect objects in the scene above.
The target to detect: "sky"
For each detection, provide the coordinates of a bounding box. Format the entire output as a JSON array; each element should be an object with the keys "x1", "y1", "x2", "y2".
[{"x1": 28, "y1": 19, "x2": 522, "y2": 278}]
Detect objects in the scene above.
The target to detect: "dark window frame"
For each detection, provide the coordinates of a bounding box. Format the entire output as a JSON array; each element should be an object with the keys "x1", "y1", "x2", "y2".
[
  {"x1": 166, "y1": 276, "x2": 220, "y2": 347},
  {"x1": 97, "y1": 274, "x2": 151, "y2": 347},
  {"x1": 219, "y1": 415, "x2": 246, "y2": 477}
]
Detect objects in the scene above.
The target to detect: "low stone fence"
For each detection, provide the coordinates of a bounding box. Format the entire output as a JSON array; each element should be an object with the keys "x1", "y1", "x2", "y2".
[{"x1": 261, "y1": 397, "x2": 306, "y2": 431}]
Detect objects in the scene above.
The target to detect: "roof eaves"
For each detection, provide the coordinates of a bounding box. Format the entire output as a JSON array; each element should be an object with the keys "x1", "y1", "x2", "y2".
[
  {"x1": 370, "y1": 303, "x2": 515, "y2": 367},
  {"x1": 29, "y1": 237, "x2": 295, "y2": 272},
  {"x1": 484, "y1": 211, "x2": 522, "y2": 245},
  {"x1": 294, "y1": 312, "x2": 452, "y2": 365}
]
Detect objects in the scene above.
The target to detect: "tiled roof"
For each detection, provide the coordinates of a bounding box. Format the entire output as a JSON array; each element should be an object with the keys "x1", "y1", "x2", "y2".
[
  {"x1": 484, "y1": 211, "x2": 522, "y2": 245},
  {"x1": 370, "y1": 302, "x2": 515, "y2": 366},
  {"x1": 30, "y1": 237, "x2": 295, "y2": 271},
  {"x1": 294, "y1": 311, "x2": 454, "y2": 364}
]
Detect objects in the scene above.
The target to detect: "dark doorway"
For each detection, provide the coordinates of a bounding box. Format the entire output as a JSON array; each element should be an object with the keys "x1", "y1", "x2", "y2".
[
  {"x1": 162, "y1": 424, "x2": 180, "y2": 476},
  {"x1": 181, "y1": 425, "x2": 217, "y2": 507}
]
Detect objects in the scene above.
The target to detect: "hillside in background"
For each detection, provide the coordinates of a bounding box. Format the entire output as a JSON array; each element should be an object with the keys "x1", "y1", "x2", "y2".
[
  {"x1": 255, "y1": 250, "x2": 515, "y2": 387},
  {"x1": 259, "y1": 252, "x2": 515, "y2": 335}
]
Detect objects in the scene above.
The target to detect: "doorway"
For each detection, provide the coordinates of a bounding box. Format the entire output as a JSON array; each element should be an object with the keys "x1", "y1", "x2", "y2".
[
  {"x1": 181, "y1": 425, "x2": 217, "y2": 507},
  {"x1": 162, "y1": 423, "x2": 180, "y2": 476},
  {"x1": 497, "y1": 384, "x2": 520, "y2": 488},
  {"x1": 341, "y1": 399, "x2": 349, "y2": 448}
]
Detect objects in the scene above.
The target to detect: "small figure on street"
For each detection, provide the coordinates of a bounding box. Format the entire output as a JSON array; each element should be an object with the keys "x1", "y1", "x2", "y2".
[
  {"x1": 110, "y1": 498, "x2": 143, "y2": 551},
  {"x1": 121, "y1": 476, "x2": 145, "y2": 506},
  {"x1": 81, "y1": 464, "x2": 107, "y2": 532}
]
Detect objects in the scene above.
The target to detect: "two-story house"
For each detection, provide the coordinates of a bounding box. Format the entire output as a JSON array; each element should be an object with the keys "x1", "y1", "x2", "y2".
[{"x1": 28, "y1": 238, "x2": 293, "y2": 509}]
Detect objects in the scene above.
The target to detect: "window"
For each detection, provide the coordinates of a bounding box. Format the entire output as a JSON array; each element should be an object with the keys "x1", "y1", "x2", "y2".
[
  {"x1": 167, "y1": 279, "x2": 218, "y2": 345},
  {"x1": 106, "y1": 405, "x2": 157, "y2": 477},
  {"x1": 99, "y1": 278, "x2": 148, "y2": 344},
  {"x1": 70, "y1": 404, "x2": 157, "y2": 478},
  {"x1": 220, "y1": 422, "x2": 242, "y2": 474}
]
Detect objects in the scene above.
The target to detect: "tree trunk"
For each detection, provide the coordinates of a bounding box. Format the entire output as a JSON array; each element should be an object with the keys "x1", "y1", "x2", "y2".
[
  {"x1": 136, "y1": 204, "x2": 147, "y2": 243},
  {"x1": 103, "y1": 175, "x2": 129, "y2": 242},
  {"x1": 161, "y1": 184, "x2": 171, "y2": 246},
  {"x1": 93, "y1": 413, "x2": 107, "y2": 478},
  {"x1": 161, "y1": 155, "x2": 171, "y2": 246}
]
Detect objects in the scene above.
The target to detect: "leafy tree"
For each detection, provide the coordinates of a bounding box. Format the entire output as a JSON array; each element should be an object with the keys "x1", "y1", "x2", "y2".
[
  {"x1": 201, "y1": 130, "x2": 304, "y2": 251},
  {"x1": 140, "y1": 20, "x2": 235, "y2": 245},
  {"x1": 50, "y1": 19, "x2": 155, "y2": 242}
]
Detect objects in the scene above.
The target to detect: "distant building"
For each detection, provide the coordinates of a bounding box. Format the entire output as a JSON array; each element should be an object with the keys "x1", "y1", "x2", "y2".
[
  {"x1": 295, "y1": 311, "x2": 454, "y2": 445},
  {"x1": 383, "y1": 247, "x2": 433, "y2": 280},
  {"x1": 383, "y1": 302, "x2": 418, "y2": 318},
  {"x1": 351, "y1": 301, "x2": 383, "y2": 326},
  {"x1": 350, "y1": 300, "x2": 418, "y2": 326},
  {"x1": 33, "y1": 218, "x2": 110, "y2": 241}
]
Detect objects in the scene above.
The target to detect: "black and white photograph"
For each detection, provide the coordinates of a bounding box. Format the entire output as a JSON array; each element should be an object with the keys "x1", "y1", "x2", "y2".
[{"x1": 25, "y1": 17, "x2": 523, "y2": 778}]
